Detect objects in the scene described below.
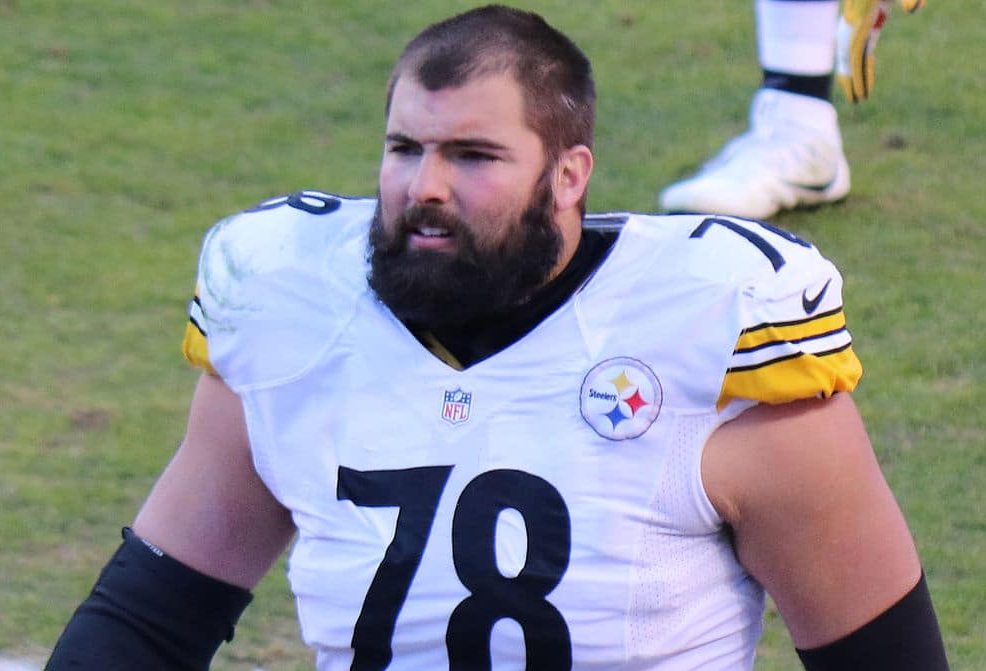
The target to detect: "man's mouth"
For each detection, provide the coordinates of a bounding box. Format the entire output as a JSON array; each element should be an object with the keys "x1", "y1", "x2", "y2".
[
  {"x1": 407, "y1": 224, "x2": 456, "y2": 251},
  {"x1": 416, "y1": 226, "x2": 451, "y2": 238}
]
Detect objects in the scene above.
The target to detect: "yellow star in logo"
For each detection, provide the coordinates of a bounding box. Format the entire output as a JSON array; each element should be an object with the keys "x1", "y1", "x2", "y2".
[{"x1": 610, "y1": 369, "x2": 635, "y2": 395}]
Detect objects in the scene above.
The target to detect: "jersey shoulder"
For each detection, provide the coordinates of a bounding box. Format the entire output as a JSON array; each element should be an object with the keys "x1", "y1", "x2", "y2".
[
  {"x1": 595, "y1": 212, "x2": 863, "y2": 407},
  {"x1": 182, "y1": 190, "x2": 376, "y2": 384},
  {"x1": 203, "y1": 191, "x2": 374, "y2": 286}
]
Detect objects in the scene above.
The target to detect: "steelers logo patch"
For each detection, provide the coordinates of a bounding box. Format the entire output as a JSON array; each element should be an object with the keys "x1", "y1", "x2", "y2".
[{"x1": 579, "y1": 357, "x2": 663, "y2": 440}]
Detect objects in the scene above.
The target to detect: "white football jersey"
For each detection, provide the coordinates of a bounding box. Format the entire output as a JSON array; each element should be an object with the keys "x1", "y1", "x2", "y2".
[{"x1": 183, "y1": 191, "x2": 861, "y2": 670}]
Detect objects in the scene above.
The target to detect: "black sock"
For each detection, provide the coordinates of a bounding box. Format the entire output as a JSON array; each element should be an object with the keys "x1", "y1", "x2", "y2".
[{"x1": 762, "y1": 69, "x2": 833, "y2": 101}]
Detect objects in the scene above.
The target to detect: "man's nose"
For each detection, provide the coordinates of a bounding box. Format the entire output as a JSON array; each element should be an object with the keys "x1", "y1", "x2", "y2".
[{"x1": 407, "y1": 152, "x2": 451, "y2": 205}]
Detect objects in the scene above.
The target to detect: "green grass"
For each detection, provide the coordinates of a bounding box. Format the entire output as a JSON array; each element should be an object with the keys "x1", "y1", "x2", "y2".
[{"x1": 1, "y1": 2, "x2": 983, "y2": 669}]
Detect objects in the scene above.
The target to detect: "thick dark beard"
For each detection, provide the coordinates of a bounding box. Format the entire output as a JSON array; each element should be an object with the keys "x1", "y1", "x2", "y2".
[{"x1": 367, "y1": 181, "x2": 561, "y2": 329}]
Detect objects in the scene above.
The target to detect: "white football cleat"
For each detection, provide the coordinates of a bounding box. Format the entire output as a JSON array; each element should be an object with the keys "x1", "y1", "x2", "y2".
[{"x1": 659, "y1": 88, "x2": 850, "y2": 219}]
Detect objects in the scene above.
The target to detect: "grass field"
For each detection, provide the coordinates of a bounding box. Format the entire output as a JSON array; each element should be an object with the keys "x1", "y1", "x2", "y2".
[{"x1": 1, "y1": 2, "x2": 983, "y2": 669}]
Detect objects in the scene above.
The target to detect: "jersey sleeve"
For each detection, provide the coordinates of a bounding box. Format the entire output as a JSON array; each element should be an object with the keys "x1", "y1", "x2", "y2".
[
  {"x1": 712, "y1": 221, "x2": 863, "y2": 408},
  {"x1": 181, "y1": 290, "x2": 216, "y2": 375},
  {"x1": 180, "y1": 214, "x2": 234, "y2": 378}
]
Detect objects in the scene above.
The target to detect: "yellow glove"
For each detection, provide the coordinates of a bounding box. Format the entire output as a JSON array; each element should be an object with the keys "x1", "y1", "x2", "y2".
[{"x1": 836, "y1": 0, "x2": 926, "y2": 102}]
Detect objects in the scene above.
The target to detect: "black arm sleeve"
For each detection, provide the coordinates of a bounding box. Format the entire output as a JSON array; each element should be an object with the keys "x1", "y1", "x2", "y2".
[
  {"x1": 45, "y1": 528, "x2": 253, "y2": 671},
  {"x1": 796, "y1": 572, "x2": 949, "y2": 671}
]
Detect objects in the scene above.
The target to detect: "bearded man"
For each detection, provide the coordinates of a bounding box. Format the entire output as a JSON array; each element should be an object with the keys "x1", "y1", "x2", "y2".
[{"x1": 46, "y1": 6, "x2": 948, "y2": 671}]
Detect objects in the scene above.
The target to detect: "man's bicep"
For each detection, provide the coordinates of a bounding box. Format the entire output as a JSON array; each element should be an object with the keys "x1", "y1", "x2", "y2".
[
  {"x1": 703, "y1": 393, "x2": 921, "y2": 649},
  {"x1": 133, "y1": 373, "x2": 295, "y2": 590}
]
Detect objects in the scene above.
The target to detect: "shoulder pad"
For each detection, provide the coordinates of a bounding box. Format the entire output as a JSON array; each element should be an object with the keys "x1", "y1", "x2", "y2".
[
  {"x1": 181, "y1": 190, "x2": 376, "y2": 387},
  {"x1": 687, "y1": 216, "x2": 863, "y2": 407},
  {"x1": 603, "y1": 213, "x2": 863, "y2": 407}
]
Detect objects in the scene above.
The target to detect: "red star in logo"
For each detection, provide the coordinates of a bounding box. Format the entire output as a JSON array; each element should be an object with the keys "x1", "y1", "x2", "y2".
[{"x1": 624, "y1": 389, "x2": 649, "y2": 416}]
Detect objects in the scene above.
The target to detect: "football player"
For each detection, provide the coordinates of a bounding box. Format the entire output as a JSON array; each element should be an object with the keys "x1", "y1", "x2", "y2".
[
  {"x1": 659, "y1": 0, "x2": 926, "y2": 219},
  {"x1": 46, "y1": 5, "x2": 948, "y2": 670}
]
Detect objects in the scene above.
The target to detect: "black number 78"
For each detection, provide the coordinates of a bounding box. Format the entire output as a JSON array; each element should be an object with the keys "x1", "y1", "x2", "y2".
[{"x1": 337, "y1": 465, "x2": 573, "y2": 670}]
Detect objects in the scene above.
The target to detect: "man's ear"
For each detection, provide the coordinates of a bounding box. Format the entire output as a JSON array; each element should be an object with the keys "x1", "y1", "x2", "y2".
[{"x1": 552, "y1": 144, "x2": 593, "y2": 211}]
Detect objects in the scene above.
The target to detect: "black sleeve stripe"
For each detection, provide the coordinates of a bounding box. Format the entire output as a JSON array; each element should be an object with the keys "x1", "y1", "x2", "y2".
[
  {"x1": 733, "y1": 326, "x2": 849, "y2": 355},
  {"x1": 726, "y1": 342, "x2": 853, "y2": 374},
  {"x1": 188, "y1": 315, "x2": 207, "y2": 338}
]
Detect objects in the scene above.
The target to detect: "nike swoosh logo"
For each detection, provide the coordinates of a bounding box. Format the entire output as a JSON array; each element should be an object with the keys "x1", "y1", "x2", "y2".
[{"x1": 802, "y1": 279, "x2": 832, "y2": 314}]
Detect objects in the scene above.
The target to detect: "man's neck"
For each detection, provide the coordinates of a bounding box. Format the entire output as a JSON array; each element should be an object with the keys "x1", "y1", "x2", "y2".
[{"x1": 408, "y1": 227, "x2": 617, "y2": 369}]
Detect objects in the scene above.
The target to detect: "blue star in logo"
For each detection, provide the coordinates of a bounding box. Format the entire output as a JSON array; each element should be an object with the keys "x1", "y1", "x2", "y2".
[{"x1": 604, "y1": 403, "x2": 629, "y2": 430}]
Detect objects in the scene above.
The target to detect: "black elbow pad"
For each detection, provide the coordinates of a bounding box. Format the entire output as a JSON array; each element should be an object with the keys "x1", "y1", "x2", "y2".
[
  {"x1": 46, "y1": 528, "x2": 253, "y2": 671},
  {"x1": 797, "y1": 572, "x2": 949, "y2": 671}
]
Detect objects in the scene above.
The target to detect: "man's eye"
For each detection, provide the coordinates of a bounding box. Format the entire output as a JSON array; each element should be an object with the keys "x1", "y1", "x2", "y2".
[
  {"x1": 459, "y1": 151, "x2": 497, "y2": 162},
  {"x1": 388, "y1": 144, "x2": 419, "y2": 155}
]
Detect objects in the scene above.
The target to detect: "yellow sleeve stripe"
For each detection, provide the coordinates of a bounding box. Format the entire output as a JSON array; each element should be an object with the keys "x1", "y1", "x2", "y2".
[
  {"x1": 719, "y1": 345, "x2": 862, "y2": 408},
  {"x1": 730, "y1": 306, "x2": 853, "y2": 374},
  {"x1": 719, "y1": 305, "x2": 863, "y2": 408},
  {"x1": 181, "y1": 295, "x2": 216, "y2": 375},
  {"x1": 182, "y1": 320, "x2": 216, "y2": 375},
  {"x1": 735, "y1": 306, "x2": 846, "y2": 352}
]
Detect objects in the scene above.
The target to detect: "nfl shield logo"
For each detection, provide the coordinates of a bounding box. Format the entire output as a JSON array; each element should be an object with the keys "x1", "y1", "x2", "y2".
[{"x1": 442, "y1": 388, "x2": 472, "y2": 425}]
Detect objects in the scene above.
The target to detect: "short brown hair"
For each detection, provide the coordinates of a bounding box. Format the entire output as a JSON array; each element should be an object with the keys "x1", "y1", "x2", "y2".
[{"x1": 386, "y1": 5, "x2": 596, "y2": 163}]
